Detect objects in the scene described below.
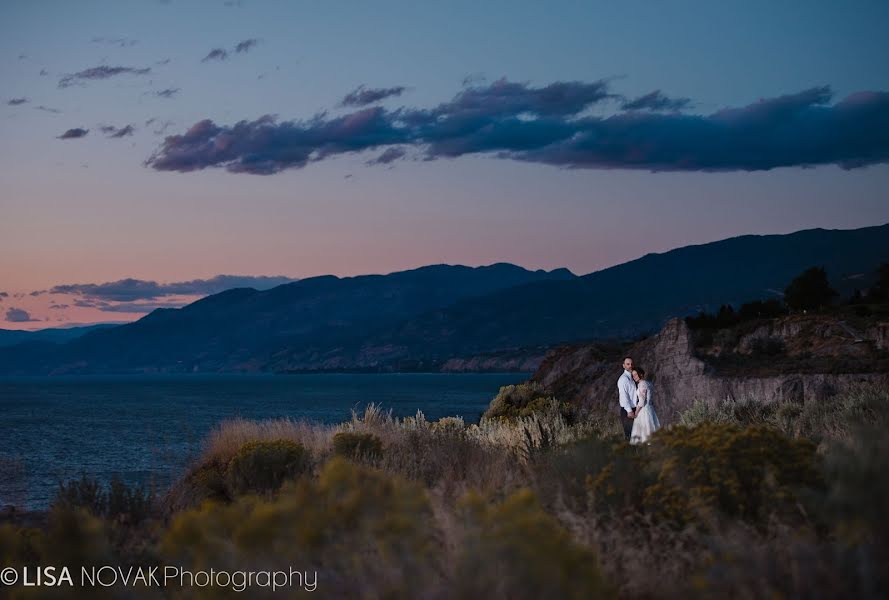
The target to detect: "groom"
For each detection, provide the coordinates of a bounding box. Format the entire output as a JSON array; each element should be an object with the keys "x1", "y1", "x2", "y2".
[{"x1": 617, "y1": 356, "x2": 637, "y2": 440}]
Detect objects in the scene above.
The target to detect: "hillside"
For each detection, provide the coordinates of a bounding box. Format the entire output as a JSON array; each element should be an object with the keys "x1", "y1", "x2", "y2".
[
  {"x1": 0, "y1": 224, "x2": 887, "y2": 375},
  {"x1": 0, "y1": 263, "x2": 574, "y2": 375},
  {"x1": 532, "y1": 311, "x2": 889, "y2": 423}
]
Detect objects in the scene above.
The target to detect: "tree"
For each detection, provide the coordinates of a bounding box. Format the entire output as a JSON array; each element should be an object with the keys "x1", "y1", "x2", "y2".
[
  {"x1": 783, "y1": 266, "x2": 837, "y2": 311},
  {"x1": 867, "y1": 262, "x2": 889, "y2": 303}
]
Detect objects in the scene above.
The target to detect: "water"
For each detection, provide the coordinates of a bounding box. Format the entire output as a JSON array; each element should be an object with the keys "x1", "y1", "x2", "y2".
[{"x1": 0, "y1": 372, "x2": 527, "y2": 509}]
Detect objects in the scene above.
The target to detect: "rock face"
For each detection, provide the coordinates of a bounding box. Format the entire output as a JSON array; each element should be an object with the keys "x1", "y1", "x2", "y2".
[{"x1": 532, "y1": 317, "x2": 889, "y2": 424}]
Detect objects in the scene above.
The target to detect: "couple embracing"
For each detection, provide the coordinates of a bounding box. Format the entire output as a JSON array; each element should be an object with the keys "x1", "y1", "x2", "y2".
[{"x1": 617, "y1": 356, "x2": 661, "y2": 444}]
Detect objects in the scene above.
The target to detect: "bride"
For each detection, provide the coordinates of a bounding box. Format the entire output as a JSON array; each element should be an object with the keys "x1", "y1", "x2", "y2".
[{"x1": 629, "y1": 367, "x2": 661, "y2": 444}]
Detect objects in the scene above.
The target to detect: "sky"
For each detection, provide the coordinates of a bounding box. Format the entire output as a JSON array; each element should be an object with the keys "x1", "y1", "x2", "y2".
[{"x1": 1, "y1": 0, "x2": 888, "y2": 330}]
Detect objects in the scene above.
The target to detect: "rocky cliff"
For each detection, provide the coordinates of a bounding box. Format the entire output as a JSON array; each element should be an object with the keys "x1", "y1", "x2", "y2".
[{"x1": 532, "y1": 316, "x2": 889, "y2": 423}]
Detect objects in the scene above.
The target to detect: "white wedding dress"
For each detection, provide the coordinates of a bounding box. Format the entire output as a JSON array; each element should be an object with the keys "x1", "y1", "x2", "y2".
[{"x1": 630, "y1": 380, "x2": 661, "y2": 445}]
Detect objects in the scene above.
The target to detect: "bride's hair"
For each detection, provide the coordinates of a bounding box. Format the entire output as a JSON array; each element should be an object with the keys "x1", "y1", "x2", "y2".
[{"x1": 633, "y1": 367, "x2": 646, "y2": 379}]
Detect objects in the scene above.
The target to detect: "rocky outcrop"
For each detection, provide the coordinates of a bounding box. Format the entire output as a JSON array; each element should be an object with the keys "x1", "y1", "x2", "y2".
[{"x1": 532, "y1": 317, "x2": 889, "y2": 423}]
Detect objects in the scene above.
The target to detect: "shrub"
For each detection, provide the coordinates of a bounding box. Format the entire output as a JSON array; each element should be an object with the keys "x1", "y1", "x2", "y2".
[
  {"x1": 333, "y1": 431, "x2": 383, "y2": 460},
  {"x1": 484, "y1": 382, "x2": 577, "y2": 424},
  {"x1": 643, "y1": 423, "x2": 822, "y2": 527},
  {"x1": 226, "y1": 439, "x2": 311, "y2": 496},
  {"x1": 584, "y1": 439, "x2": 653, "y2": 516},
  {"x1": 52, "y1": 474, "x2": 154, "y2": 524},
  {"x1": 454, "y1": 488, "x2": 614, "y2": 599},
  {"x1": 785, "y1": 266, "x2": 838, "y2": 311},
  {"x1": 162, "y1": 458, "x2": 438, "y2": 597},
  {"x1": 53, "y1": 474, "x2": 106, "y2": 516},
  {"x1": 431, "y1": 415, "x2": 466, "y2": 435}
]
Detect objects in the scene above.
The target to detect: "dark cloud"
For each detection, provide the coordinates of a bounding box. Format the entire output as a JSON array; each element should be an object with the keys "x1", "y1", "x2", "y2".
[
  {"x1": 35, "y1": 105, "x2": 61, "y2": 114},
  {"x1": 58, "y1": 128, "x2": 89, "y2": 139},
  {"x1": 7, "y1": 97, "x2": 28, "y2": 106},
  {"x1": 0, "y1": 291, "x2": 7, "y2": 298},
  {"x1": 144, "y1": 80, "x2": 889, "y2": 175},
  {"x1": 29, "y1": 290, "x2": 45, "y2": 297},
  {"x1": 91, "y1": 36, "x2": 138, "y2": 48},
  {"x1": 202, "y1": 48, "x2": 229, "y2": 62},
  {"x1": 73, "y1": 299, "x2": 110, "y2": 308},
  {"x1": 39, "y1": 69, "x2": 49, "y2": 76},
  {"x1": 621, "y1": 90, "x2": 691, "y2": 112},
  {"x1": 5, "y1": 308, "x2": 39, "y2": 323},
  {"x1": 341, "y1": 85, "x2": 407, "y2": 107},
  {"x1": 100, "y1": 124, "x2": 135, "y2": 138},
  {"x1": 155, "y1": 88, "x2": 179, "y2": 98},
  {"x1": 156, "y1": 58, "x2": 171, "y2": 66},
  {"x1": 49, "y1": 303, "x2": 69, "y2": 309},
  {"x1": 235, "y1": 38, "x2": 259, "y2": 53},
  {"x1": 50, "y1": 274, "x2": 298, "y2": 303},
  {"x1": 58, "y1": 65, "x2": 151, "y2": 88},
  {"x1": 366, "y1": 146, "x2": 406, "y2": 165}
]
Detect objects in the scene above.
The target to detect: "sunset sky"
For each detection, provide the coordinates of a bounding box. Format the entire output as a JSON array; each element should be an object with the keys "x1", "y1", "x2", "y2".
[{"x1": 2, "y1": 0, "x2": 889, "y2": 329}]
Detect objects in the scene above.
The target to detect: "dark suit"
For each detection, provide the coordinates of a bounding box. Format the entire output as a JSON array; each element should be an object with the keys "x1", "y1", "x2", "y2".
[{"x1": 620, "y1": 407, "x2": 633, "y2": 440}]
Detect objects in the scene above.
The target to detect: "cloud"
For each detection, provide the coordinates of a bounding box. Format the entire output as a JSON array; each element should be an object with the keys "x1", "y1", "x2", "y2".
[
  {"x1": 202, "y1": 48, "x2": 229, "y2": 62},
  {"x1": 144, "y1": 80, "x2": 889, "y2": 175},
  {"x1": 29, "y1": 290, "x2": 46, "y2": 297},
  {"x1": 58, "y1": 65, "x2": 151, "y2": 88},
  {"x1": 235, "y1": 38, "x2": 259, "y2": 53},
  {"x1": 35, "y1": 105, "x2": 61, "y2": 114},
  {"x1": 58, "y1": 128, "x2": 89, "y2": 139},
  {"x1": 50, "y1": 274, "x2": 298, "y2": 302},
  {"x1": 0, "y1": 291, "x2": 7, "y2": 298},
  {"x1": 7, "y1": 97, "x2": 28, "y2": 106},
  {"x1": 462, "y1": 73, "x2": 486, "y2": 87},
  {"x1": 5, "y1": 307, "x2": 39, "y2": 322},
  {"x1": 341, "y1": 85, "x2": 407, "y2": 107},
  {"x1": 49, "y1": 303, "x2": 69, "y2": 309},
  {"x1": 100, "y1": 124, "x2": 136, "y2": 138},
  {"x1": 621, "y1": 90, "x2": 691, "y2": 112},
  {"x1": 155, "y1": 87, "x2": 179, "y2": 98},
  {"x1": 91, "y1": 36, "x2": 138, "y2": 47},
  {"x1": 39, "y1": 69, "x2": 49, "y2": 76},
  {"x1": 366, "y1": 146, "x2": 406, "y2": 165}
]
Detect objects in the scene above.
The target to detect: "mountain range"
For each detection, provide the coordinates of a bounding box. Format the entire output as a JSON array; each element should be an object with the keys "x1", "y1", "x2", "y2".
[{"x1": 1, "y1": 223, "x2": 887, "y2": 375}]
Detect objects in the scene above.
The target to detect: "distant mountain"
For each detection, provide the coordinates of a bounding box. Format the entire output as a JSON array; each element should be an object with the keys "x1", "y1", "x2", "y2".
[
  {"x1": 0, "y1": 323, "x2": 121, "y2": 348},
  {"x1": 354, "y1": 224, "x2": 889, "y2": 362},
  {"x1": 0, "y1": 263, "x2": 574, "y2": 374},
  {"x1": 1, "y1": 224, "x2": 887, "y2": 375}
]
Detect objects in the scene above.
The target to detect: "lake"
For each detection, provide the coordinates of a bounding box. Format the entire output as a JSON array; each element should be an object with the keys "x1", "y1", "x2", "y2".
[{"x1": 0, "y1": 372, "x2": 527, "y2": 509}]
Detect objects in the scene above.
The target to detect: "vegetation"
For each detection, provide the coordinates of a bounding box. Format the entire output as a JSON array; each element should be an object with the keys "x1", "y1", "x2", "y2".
[
  {"x1": 484, "y1": 381, "x2": 578, "y2": 424},
  {"x1": 332, "y1": 431, "x2": 383, "y2": 460},
  {"x1": 226, "y1": 439, "x2": 311, "y2": 496},
  {"x1": 2, "y1": 384, "x2": 888, "y2": 598},
  {"x1": 784, "y1": 266, "x2": 838, "y2": 311}
]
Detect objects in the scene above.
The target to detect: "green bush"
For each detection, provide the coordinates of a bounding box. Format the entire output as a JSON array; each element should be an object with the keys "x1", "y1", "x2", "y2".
[
  {"x1": 333, "y1": 431, "x2": 383, "y2": 460},
  {"x1": 226, "y1": 439, "x2": 311, "y2": 496},
  {"x1": 484, "y1": 382, "x2": 577, "y2": 424},
  {"x1": 454, "y1": 488, "x2": 614, "y2": 599},
  {"x1": 163, "y1": 457, "x2": 437, "y2": 598},
  {"x1": 186, "y1": 460, "x2": 230, "y2": 504},
  {"x1": 643, "y1": 423, "x2": 822, "y2": 527}
]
